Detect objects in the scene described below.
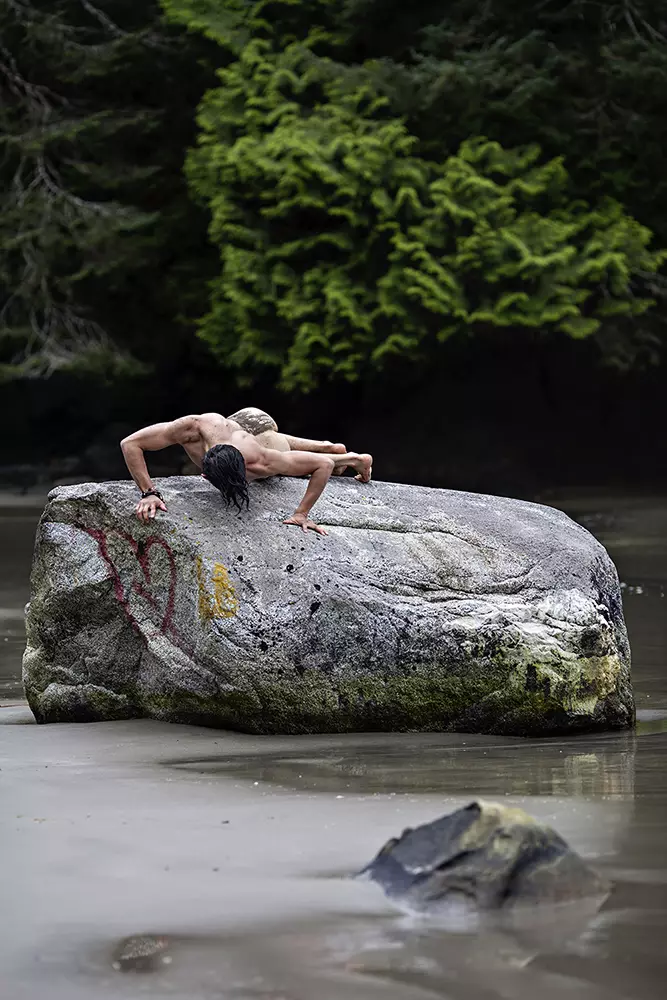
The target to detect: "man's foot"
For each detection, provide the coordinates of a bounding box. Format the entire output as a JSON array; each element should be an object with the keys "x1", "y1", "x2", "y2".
[
  {"x1": 329, "y1": 444, "x2": 349, "y2": 475},
  {"x1": 354, "y1": 453, "x2": 373, "y2": 483}
]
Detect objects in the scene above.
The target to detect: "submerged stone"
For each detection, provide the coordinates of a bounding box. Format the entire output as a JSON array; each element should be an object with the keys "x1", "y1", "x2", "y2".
[
  {"x1": 360, "y1": 800, "x2": 609, "y2": 908},
  {"x1": 22, "y1": 477, "x2": 633, "y2": 734},
  {"x1": 112, "y1": 934, "x2": 171, "y2": 973}
]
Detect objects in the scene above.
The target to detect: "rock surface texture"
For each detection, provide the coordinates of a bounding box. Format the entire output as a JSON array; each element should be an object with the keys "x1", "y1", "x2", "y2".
[
  {"x1": 23, "y1": 477, "x2": 633, "y2": 734},
  {"x1": 360, "y1": 800, "x2": 609, "y2": 908}
]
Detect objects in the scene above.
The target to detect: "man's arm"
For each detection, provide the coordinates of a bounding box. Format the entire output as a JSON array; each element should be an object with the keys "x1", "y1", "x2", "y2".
[
  {"x1": 263, "y1": 451, "x2": 335, "y2": 535},
  {"x1": 120, "y1": 416, "x2": 198, "y2": 521}
]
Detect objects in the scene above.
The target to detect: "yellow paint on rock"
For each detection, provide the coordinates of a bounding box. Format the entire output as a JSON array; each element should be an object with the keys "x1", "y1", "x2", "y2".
[{"x1": 196, "y1": 556, "x2": 239, "y2": 620}]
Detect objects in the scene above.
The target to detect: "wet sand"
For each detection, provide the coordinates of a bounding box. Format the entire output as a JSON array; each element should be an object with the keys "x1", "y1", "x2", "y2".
[
  {"x1": 1, "y1": 492, "x2": 666, "y2": 999},
  {"x1": 2, "y1": 706, "x2": 667, "y2": 999}
]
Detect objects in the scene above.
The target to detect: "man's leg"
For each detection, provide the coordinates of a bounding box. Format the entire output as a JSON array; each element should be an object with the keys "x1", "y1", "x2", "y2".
[
  {"x1": 249, "y1": 429, "x2": 346, "y2": 456},
  {"x1": 284, "y1": 434, "x2": 346, "y2": 454},
  {"x1": 270, "y1": 448, "x2": 372, "y2": 482},
  {"x1": 254, "y1": 429, "x2": 291, "y2": 452},
  {"x1": 328, "y1": 451, "x2": 372, "y2": 482}
]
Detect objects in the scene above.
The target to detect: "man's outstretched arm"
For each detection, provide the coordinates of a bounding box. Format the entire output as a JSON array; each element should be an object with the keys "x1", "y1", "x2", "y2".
[
  {"x1": 120, "y1": 416, "x2": 198, "y2": 521},
  {"x1": 260, "y1": 449, "x2": 372, "y2": 534},
  {"x1": 263, "y1": 451, "x2": 336, "y2": 535}
]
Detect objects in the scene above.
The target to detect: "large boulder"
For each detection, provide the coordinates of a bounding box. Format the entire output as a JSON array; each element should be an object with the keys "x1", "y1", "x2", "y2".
[
  {"x1": 22, "y1": 477, "x2": 633, "y2": 734},
  {"x1": 360, "y1": 800, "x2": 609, "y2": 908}
]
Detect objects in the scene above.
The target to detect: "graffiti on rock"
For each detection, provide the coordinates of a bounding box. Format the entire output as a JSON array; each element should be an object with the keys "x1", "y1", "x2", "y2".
[
  {"x1": 76, "y1": 525, "x2": 239, "y2": 649},
  {"x1": 196, "y1": 555, "x2": 239, "y2": 620},
  {"x1": 79, "y1": 526, "x2": 185, "y2": 645}
]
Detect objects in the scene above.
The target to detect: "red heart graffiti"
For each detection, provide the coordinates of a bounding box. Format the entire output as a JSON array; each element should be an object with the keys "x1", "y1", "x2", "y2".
[{"x1": 80, "y1": 526, "x2": 186, "y2": 649}]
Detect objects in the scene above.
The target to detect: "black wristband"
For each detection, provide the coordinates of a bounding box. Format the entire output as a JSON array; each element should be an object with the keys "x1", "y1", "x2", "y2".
[{"x1": 140, "y1": 489, "x2": 163, "y2": 501}]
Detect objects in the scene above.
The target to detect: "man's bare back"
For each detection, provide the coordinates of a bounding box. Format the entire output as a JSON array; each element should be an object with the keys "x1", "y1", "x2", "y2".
[{"x1": 120, "y1": 411, "x2": 372, "y2": 535}]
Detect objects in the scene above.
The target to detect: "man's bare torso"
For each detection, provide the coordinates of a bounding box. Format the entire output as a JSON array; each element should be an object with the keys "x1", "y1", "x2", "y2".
[{"x1": 177, "y1": 413, "x2": 266, "y2": 479}]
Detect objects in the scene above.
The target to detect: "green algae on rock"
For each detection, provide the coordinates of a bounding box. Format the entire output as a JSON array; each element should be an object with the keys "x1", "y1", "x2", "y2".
[{"x1": 23, "y1": 477, "x2": 633, "y2": 734}]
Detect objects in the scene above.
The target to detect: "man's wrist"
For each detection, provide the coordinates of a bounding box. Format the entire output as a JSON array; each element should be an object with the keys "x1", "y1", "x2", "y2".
[{"x1": 140, "y1": 488, "x2": 163, "y2": 501}]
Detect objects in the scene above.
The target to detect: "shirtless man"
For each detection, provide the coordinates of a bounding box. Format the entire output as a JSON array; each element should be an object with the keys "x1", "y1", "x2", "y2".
[{"x1": 120, "y1": 407, "x2": 372, "y2": 535}]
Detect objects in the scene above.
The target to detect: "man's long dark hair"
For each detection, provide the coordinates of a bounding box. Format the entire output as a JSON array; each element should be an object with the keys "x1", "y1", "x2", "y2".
[{"x1": 202, "y1": 445, "x2": 250, "y2": 512}]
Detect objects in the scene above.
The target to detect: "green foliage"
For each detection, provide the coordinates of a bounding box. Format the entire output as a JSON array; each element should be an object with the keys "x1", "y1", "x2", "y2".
[
  {"x1": 3, "y1": 0, "x2": 667, "y2": 391},
  {"x1": 180, "y1": 28, "x2": 666, "y2": 390},
  {"x1": 0, "y1": 0, "x2": 214, "y2": 380}
]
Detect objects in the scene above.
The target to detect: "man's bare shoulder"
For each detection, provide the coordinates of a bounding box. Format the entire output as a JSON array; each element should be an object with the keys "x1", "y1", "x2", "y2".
[
  {"x1": 196, "y1": 412, "x2": 239, "y2": 434},
  {"x1": 169, "y1": 415, "x2": 203, "y2": 443},
  {"x1": 122, "y1": 415, "x2": 201, "y2": 450}
]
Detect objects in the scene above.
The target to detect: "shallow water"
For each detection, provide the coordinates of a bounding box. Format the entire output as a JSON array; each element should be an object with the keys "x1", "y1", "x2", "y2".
[
  {"x1": 1, "y1": 491, "x2": 666, "y2": 1000},
  {"x1": 0, "y1": 498, "x2": 40, "y2": 698}
]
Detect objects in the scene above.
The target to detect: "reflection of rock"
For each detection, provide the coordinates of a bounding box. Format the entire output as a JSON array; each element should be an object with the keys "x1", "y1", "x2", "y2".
[
  {"x1": 361, "y1": 801, "x2": 609, "y2": 909},
  {"x1": 562, "y1": 749, "x2": 635, "y2": 799},
  {"x1": 333, "y1": 908, "x2": 613, "y2": 998},
  {"x1": 24, "y1": 477, "x2": 633, "y2": 734},
  {"x1": 187, "y1": 735, "x2": 635, "y2": 799}
]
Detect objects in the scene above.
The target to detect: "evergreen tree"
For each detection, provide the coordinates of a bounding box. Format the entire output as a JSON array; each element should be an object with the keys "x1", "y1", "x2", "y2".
[
  {"x1": 164, "y1": 1, "x2": 667, "y2": 389},
  {"x1": 0, "y1": 0, "x2": 214, "y2": 380}
]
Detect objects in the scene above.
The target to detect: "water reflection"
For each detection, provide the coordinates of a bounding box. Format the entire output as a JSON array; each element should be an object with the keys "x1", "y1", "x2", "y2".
[
  {"x1": 167, "y1": 731, "x2": 636, "y2": 801},
  {"x1": 0, "y1": 504, "x2": 40, "y2": 698}
]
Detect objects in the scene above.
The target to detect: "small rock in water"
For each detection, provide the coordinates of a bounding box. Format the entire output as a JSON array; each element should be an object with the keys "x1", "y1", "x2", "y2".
[
  {"x1": 359, "y1": 799, "x2": 609, "y2": 910},
  {"x1": 111, "y1": 934, "x2": 171, "y2": 972}
]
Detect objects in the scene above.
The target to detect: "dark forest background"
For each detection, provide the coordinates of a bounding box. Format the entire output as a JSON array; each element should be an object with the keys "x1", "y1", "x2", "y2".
[{"x1": 2, "y1": 0, "x2": 666, "y2": 496}]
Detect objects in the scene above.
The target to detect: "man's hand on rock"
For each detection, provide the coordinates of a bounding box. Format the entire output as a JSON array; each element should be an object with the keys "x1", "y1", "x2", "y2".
[
  {"x1": 135, "y1": 496, "x2": 167, "y2": 521},
  {"x1": 283, "y1": 512, "x2": 327, "y2": 536}
]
